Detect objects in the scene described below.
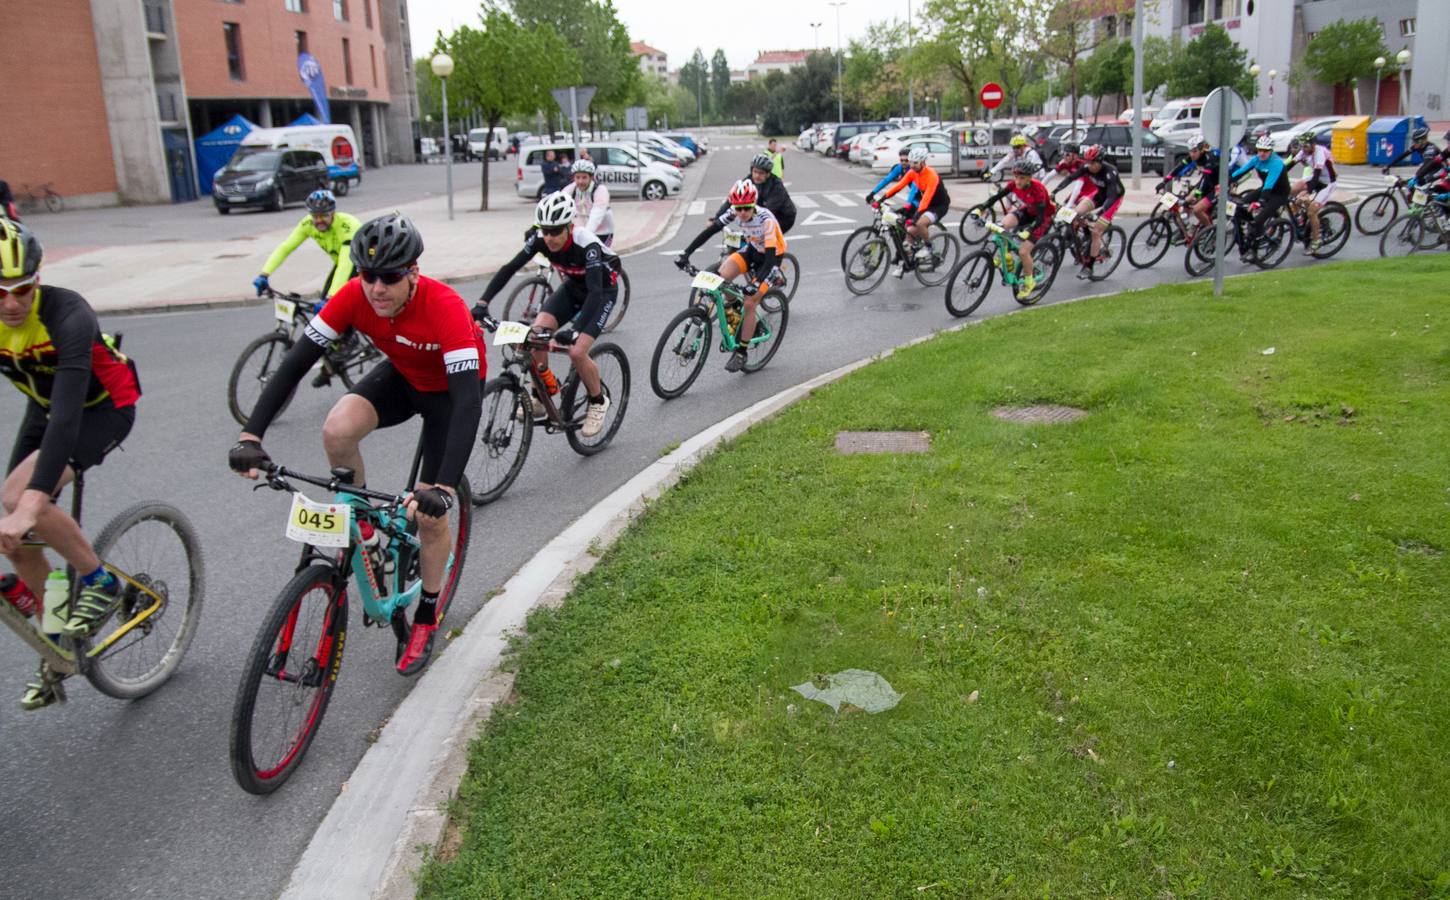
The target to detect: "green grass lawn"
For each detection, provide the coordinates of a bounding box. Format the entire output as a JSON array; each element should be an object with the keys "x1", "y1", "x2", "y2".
[{"x1": 422, "y1": 255, "x2": 1450, "y2": 899}]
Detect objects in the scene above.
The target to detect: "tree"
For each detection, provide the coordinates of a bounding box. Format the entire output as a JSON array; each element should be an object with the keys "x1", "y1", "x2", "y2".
[
  {"x1": 760, "y1": 52, "x2": 839, "y2": 136},
  {"x1": 677, "y1": 49, "x2": 709, "y2": 125},
  {"x1": 723, "y1": 80, "x2": 768, "y2": 122},
  {"x1": 913, "y1": 0, "x2": 998, "y2": 119},
  {"x1": 1040, "y1": 0, "x2": 1113, "y2": 127},
  {"x1": 710, "y1": 49, "x2": 731, "y2": 119},
  {"x1": 1168, "y1": 23, "x2": 1252, "y2": 98},
  {"x1": 1085, "y1": 38, "x2": 1133, "y2": 118},
  {"x1": 1302, "y1": 17, "x2": 1394, "y2": 105},
  {"x1": 414, "y1": 57, "x2": 443, "y2": 134},
  {"x1": 435, "y1": 11, "x2": 577, "y2": 210},
  {"x1": 512, "y1": 0, "x2": 639, "y2": 130},
  {"x1": 982, "y1": 3, "x2": 1047, "y2": 121}
]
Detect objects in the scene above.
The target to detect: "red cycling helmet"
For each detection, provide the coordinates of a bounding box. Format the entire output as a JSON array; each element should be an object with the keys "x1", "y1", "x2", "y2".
[
  {"x1": 727, "y1": 179, "x2": 758, "y2": 207},
  {"x1": 1082, "y1": 144, "x2": 1104, "y2": 162}
]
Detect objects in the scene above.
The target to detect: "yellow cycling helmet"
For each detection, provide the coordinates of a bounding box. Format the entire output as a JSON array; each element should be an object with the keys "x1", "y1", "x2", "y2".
[
  {"x1": 0, "y1": 218, "x2": 43, "y2": 279},
  {"x1": 1010, "y1": 134, "x2": 1028, "y2": 148}
]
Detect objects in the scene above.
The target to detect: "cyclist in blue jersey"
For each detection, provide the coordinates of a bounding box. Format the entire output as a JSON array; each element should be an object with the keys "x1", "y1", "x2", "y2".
[
  {"x1": 1229, "y1": 136, "x2": 1289, "y2": 255},
  {"x1": 865, "y1": 147, "x2": 920, "y2": 217}
]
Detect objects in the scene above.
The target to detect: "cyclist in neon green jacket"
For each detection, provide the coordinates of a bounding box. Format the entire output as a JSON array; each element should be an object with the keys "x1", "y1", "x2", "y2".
[{"x1": 253, "y1": 190, "x2": 361, "y2": 302}]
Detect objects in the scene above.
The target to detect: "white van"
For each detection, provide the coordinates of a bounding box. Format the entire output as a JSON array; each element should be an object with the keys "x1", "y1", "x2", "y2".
[
  {"x1": 467, "y1": 126, "x2": 509, "y2": 160},
  {"x1": 516, "y1": 142, "x2": 682, "y2": 201},
  {"x1": 239, "y1": 124, "x2": 362, "y2": 194},
  {"x1": 1150, "y1": 98, "x2": 1207, "y2": 134}
]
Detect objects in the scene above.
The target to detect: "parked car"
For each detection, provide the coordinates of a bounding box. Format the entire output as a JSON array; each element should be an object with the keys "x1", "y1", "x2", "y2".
[
  {"x1": 1075, "y1": 122, "x2": 1189, "y2": 174},
  {"x1": 517, "y1": 141, "x2": 682, "y2": 200},
  {"x1": 813, "y1": 123, "x2": 840, "y2": 154},
  {"x1": 1038, "y1": 121, "x2": 1087, "y2": 167},
  {"x1": 1117, "y1": 106, "x2": 1160, "y2": 128},
  {"x1": 1267, "y1": 115, "x2": 1343, "y2": 153},
  {"x1": 661, "y1": 132, "x2": 706, "y2": 155},
  {"x1": 1246, "y1": 113, "x2": 1290, "y2": 140},
  {"x1": 610, "y1": 131, "x2": 695, "y2": 164},
  {"x1": 950, "y1": 122, "x2": 1037, "y2": 177},
  {"x1": 897, "y1": 138, "x2": 953, "y2": 170},
  {"x1": 870, "y1": 130, "x2": 951, "y2": 169},
  {"x1": 467, "y1": 126, "x2": 508, "y2": 160},
  {"x1": 212, "y1": 147, "x2": 328, "y2": 214},
  {"x1": 1157, "y1": 119, "x2": 1203, "y2": 141},
  {"x1": 1150, "y1": 97, "x2": 1207, "y2": 133},
  {"x1": 829, "y1": 122, "x2": 891, "y2": 157}
]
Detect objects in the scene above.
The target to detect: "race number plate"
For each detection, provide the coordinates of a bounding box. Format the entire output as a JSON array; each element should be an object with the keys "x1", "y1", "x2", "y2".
[
  {"x1": 1055, "y1": 206, "x2": 1076, "y2": 224},
  {"x1": 493, "y1": 321, "x2": 532, "y2": 345},
  {"x1": 723, "y1": 231, "x2": 744, "y2": 249},
  {"x1": 274, "y1": 298, "x2": 297, "y2": 323},
  {"x1": 1160, "y1": 194, "x2": 1179, "y2": 211},
  {"x1": 1385, "y1": 174, "x2": 1400, "y2": 185},
  {"x1": 284, "y1": 493, "x2": 352, "y2": 548},
  {"x1": 1301, "y1": 165, "x2": 1314, "y2": 181},
  {"x1": 1413, "y1": 189, "x2": 1429, "y2": 206},
  {"x1": 1225, "y1": 201, "x2": 1239, "y2": 218},
  {"x1": 691, "y1": 271, "x2": 725, "y2": 291}
]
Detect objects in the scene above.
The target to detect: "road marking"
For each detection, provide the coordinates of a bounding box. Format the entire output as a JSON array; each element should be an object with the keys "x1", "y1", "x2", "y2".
[
  {"x1": 821, "y1": 228, "x2": 859, "y2": 236},
  {"x1": 823, "y1": 193, "x2": 855, "y2": 207},
  {"x1": 788, "y1": 234, "x2": 813, "y2": 240},
  {"x1": 794, "y1": 194, "x2": 819, "y2": 208},
  {"x1": 687, "y1": 200, "x2": 705, "y2": 216},
  {"x1": 798, "y1": 210, "x2": 856, "y2": 227}
]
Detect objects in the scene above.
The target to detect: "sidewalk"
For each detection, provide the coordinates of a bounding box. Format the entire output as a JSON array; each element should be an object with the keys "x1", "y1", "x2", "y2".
[{"x1": 44, "y1": 171, "x2": 703, "y2": 314}]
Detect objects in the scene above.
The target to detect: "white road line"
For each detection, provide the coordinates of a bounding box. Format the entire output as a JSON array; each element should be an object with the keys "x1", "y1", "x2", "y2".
[
  {"x1": 823, "y1": 193, "x2": 855, "y2": 207},
  {"x1": 687, "y1": 200, "x2": 705, "y2": 216},
  {"x1": 820, "y1": 228, "x2": 858, "y2": 236},
  {"x1": 794, "y1": 194, "x2": 819, "y2": 208},
  {"x1": 788, "y1": 234, "x2": 813, "y2": 240}
]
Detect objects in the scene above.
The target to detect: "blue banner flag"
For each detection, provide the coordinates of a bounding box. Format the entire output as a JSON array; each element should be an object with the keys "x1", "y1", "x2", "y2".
[{"x1": 297, "y1": 53, "x2": 331, "y2": 123}]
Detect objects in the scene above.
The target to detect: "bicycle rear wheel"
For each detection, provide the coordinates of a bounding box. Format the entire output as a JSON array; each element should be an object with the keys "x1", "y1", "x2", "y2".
[
  {"x1": 227, "y1": 333, "x2": 298, "y2": 427},
  {"x1": 81, "y1": 502, "x2": 204, "y2": 700},
  {"x1": 742, "y1": 290, "x2": 789, "y2": 373},
  {"x1": 230, "y1": 564, "x2": 347, "y2": 795},
  {"x1": 944, "y1": 251, "x2": 995, "y2": 317},
  {"x1": 1017, "y1": 240, "x2": 1061, "y2": 306},
  {"x1": 1311, "y1": 203, "x2": 1351, "y2": 258},
  {"x1": 601, "y1": 270, "x2": 631, "y2": 334},
  {"x1": 913, "y1": 232, "x2": 961, "y2": 287},
  {"x1": 778, "y1": 253, "x2": 800, "y2": 302},
  {"x1": 1128, "y1": 217, "x2": 1173, "y2": 268},
  {"x1": 844, "y1": 238, "x2": 890, "y2": 296},
  {"x1": 562, "y1": 343, "x2": 630, "y2": 456},
  {"x1": 45, "y1": 191, "x2": 64, "y2": 214},
  {"x1": 330, "y1": 331, "x2": 377, "y2": 389},
  {"x1": 1355, "y1": 191, "x2": 1398, "y2": 235},
  {"x1": 1253, "y1": 219, "x2": 1293, "y2": 269},
  {"x1": 1379, "y1": 214, "x2": 1424, "y2": 258},
  {"x1": 502, "y1": 276, "x2": 550, "y2": 323},
  {"x1": 650, "y1": 306, "x2": 713, "y2": 399},
  {"x1": 468, "y1": 378, "x2": 533, "y2": 505},
  {"x1": 1184, "y1": 226, "x2": 1222, "y2": 278}
]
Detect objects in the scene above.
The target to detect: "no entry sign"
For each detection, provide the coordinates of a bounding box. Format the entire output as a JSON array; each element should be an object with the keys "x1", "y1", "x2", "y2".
[{"x1": 980, "y1": 83, "x2": 1004, "y2": 110}]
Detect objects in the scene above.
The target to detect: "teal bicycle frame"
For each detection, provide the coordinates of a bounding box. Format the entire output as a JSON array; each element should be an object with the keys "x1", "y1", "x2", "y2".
[{"x1": 686, "y1": 267, "x2": 777, "y2": 354}]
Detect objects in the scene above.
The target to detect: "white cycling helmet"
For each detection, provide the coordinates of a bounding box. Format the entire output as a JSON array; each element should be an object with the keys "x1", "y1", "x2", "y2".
[
  {"x1": 907, "y1": 146, "x2": 929, "y2": 165},
  {"x1": 1188, "y1": 132, "x2": 1205, "y2": 148},
  {"x1": 1255, "y1": 136, "x2": 1275, "y2": 151},
  {"x1": 571, "y1": 159, "x2": 596, "y2": 177},
  {"x1": 534, "y1": 191, "x2": 576, "y2": 227}
]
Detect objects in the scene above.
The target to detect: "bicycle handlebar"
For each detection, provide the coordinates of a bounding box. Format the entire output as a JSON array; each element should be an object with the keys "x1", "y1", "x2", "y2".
[
  {"x1": 259, "y1": 463, "x2": 408, "y2": 507},
  {"x1": 260, "y1": 286, "x2": 307, "y2": 303}
]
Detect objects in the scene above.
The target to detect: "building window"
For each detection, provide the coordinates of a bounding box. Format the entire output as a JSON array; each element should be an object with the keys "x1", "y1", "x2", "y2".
[
  {"x1": 223, "y1": 22, "x2": 245, "y2": 80},
  {"x1": 334, "y1": 0, "x2": 347, "y2": 21},
  {"x1": 285, "y1": 0, "x2": 306, "y2": 11},
  {"x1": 342, "y1": 37, "x2": 353, "y2": 84},
  {"x1": 370, "y1": 44, "x2": 377, "y2": 86},
  {"x1": 1186, "y1": 0, "x2": 1205, "y2": 26},
  {"x1": 1400, "y1": 17, "x2": 1416, "y2": 36},
  {"x1": 364, "y1": 0, "x2": 372, "y2": 29}
]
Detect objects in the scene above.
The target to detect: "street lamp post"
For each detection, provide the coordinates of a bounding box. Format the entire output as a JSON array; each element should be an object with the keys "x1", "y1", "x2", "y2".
[
  {"x1": 829, "y1": 1, "x2": 846, "y2": 123},
  {"x1": 1267, "y1": 69, "x2": 1278, "y2": 117},
  {"x1": 1249, "y1": 63, "x2": 1261, "y2": 111},
  {"x1": 697, "y1": 63, "x2": 704, "y2": 128},
  {"x1": 810, "y1": 22, "x2": 821, "y2": 53},
  {"x1": 1396, "y1": 48, "x2": 1411, "y2": 116},
  {"x1": 430, "y1": 53, "x2": 455, "y2": 221},
  {"x1": 1373, "y1": 56, "x2": 1386, "y2": 116},
  {"x1": 907, "y1": 0, "x2": 914, "y2": 119}
]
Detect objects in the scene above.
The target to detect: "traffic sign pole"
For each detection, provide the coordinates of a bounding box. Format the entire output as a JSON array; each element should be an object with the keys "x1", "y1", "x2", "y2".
[
  {"x1": 980, "y1": 83, "x2": 1003, "y2": 180},
  {"x1": 1201, "y1": 86, "x2": 1247, "y2": 298}
]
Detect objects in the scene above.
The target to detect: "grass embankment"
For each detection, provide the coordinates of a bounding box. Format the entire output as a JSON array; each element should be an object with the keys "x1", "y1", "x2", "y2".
[{"x1": 424, "y1": 255, "x2": 1450, "y2": 898}]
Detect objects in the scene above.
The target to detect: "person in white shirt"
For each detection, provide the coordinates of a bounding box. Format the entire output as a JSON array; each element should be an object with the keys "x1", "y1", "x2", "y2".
[
  {"x1": 1289, "y1": 131, "x2": 1338, "y2": 252},
  {"x1": 987, "y1": 134, "x2": 1044, "y2": 182},
  {"x1": 565, "y1": 160, "x2": 614, "y2": 246}
]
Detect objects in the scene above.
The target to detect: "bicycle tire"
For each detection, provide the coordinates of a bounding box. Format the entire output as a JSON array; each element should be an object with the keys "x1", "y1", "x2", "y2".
[
  {"x1": 778, "y1": 253, "x2": 800, "y2": 302},
  {"x1": 844, "y1": 238, "x2": 890, "y2": 296},
  {"x1": 81, "y1": 502, "x2": 204, "y2": 700},
  {"x1": 502, "y1": 276, "x2": 551, "y2": 323},
  {"x1": 227, "y1": 333, "x2": 298, "y2": 427},
  {"x1": 944, "y1": 251, "x2": 995, "y2": 318},
  {"x1": 1017, "y1": 240, "x2": 1061, "y2": 306},
  {"x1": 958, "y1": 208, "x2": 995, "y2": 245},
  {"x1": 433, "y1": 476, "x2": 472, "y2": 627},
  {"x1": 468, "y1": 378, "x2": 533, "y2": 505},
  {"x1": 1379, "y1": 214, "x2": 1424, "y2": 258},
  {"x1": 650, "y1": 306, "x2": 713, "y2": 399},
  {"x1": 913, "y1": 233, "x2": 961, "y2": 287},
  {"x1": 44, "y1": 191, "x2": 64, "y2": 214},
  {"x1": 741, "y1": 290, "x2": 789, "y2": 373},
  {"x1": 330, "y1": 332, "x2": 378, "y2": 389},
  {"x1": 601, "y1": 270, "x2": 631, "y2": 334},
  {"x1": 1355, "y1": 191, "x2": 1398, "y2": 235},
  {"x1": 1184, "y1": 226, "x2": 1223, "y2": 278},
  {"x1": 1128, "y1": 217, "x2": 1173, "y2": 269},
  {"x1": 838, "y1": 226, "x2": 875, "y2": 273},
  {"x1": 1088, "y1": 225, "x2": 1127, "y2": 281},
  {"x1": 1254, "y1": 219, "x2": 1293, "y2": 269},
  {"x1": 561, "y1": 343, "x2": 629, "y2": 456},
  {"x1": 230, "y1": 564, "x2": 347, "y2": 794},
  {"x1": 1311, "y1": 202, "x2": 1351, "y2": 259}
]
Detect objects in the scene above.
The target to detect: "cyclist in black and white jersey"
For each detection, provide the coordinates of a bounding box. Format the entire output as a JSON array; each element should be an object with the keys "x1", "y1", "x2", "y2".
[
  {"x1": 564, "y1": 159, "x2": 614, "y2": 246},
  {"x1": 1289, "y1": 131, "x2": 1338, "y2": 253}
]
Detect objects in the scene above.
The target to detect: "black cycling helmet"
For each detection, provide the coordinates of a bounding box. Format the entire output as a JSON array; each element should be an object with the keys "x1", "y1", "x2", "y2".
[
  {"x1": 750, "y1": 153, "x2": 774, "y2": 173},
  {"x1": 0, "y1": 218, "x2": 42, "y2": 279},
  {"x1": 350, "y1": 213, "x2": 423, "y2": 272},
  {"x1": 1061, "y1": 142, "x2": 1080, "y2": 156},
  {"x1": 1011, "y1": 158, "x2": 1041, "y2": 176},
  {"x1": 306, "y1": 188, "x2": 337, "y2": 214},
  {"x1": 1411, "y1": 125, "x2": 1431, "y2": 143}
]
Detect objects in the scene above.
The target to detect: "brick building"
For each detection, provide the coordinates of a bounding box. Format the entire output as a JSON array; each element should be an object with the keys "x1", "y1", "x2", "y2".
[
  {"x1": 746, "y1": 50, "x2": 812, "y2": 81},
  {"x1": 630, "y1": 41, "x2": 668, "y2": 80},
  {"x1": 0, "y1": 0, "x2": 418, "y2": 208}
]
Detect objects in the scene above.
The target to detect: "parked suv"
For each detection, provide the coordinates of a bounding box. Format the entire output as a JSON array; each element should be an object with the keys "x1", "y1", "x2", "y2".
[
  {"x1": 516, "y1": 142, "x2": 683, "y2": 200},
  {"x1": 212, "y1": 148, "x2": 328, "y2": 214},
  {"x1": 1075, "y1": 123, "x2": 1187, "y2": 174}
]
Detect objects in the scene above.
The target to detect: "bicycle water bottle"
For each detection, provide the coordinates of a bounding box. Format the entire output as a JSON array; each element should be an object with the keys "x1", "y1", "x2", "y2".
[
  {"x1": 726, "y1": 304, "x2": 741, "y2": 335},
  {"x1": 533, "y1": 363, "x2": 560, "y2": 397},
  {"x1": 358, "y1": 521, "x2": 389, "y2": 594},
  {"x1": 1, "y1": 573, "x2": 38, "y2": 617},
  {"x1": 42, "y1": 570, "x2": 69, "y2": 644}
]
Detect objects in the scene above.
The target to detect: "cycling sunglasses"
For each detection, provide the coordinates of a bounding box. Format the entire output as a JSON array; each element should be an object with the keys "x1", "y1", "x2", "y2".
[
  {"x1": 538, "y1": 225, "x2": 568, "y2": 237},
  {"x1": 0, "y1": 275, "x2": 39, "y2": 298},
  {"x1": 359, "y1": 269, "x2": 409, "y2": 285},
  {"x1": 731, "y1": 204, "x2": 756, "y2": 212}
]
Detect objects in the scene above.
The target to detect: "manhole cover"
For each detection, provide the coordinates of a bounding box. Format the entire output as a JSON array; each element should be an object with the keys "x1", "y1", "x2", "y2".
[
  {"x1": 991, "y1": 405, "x2": 1088, "y2": 424},
  {"x1": 864, "y1": 302, "x2": 921, "y2": 312},
  {"x1": 835, "y1": 431, "x2": 931, "y2": 454}
]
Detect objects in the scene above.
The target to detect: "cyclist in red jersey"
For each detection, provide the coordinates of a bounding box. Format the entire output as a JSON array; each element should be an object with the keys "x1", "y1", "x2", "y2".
[
  {"x1": 974, "y1": 158, "x2": 1056, "y2": 299},
  {"x1": 229, "y1": 214, "x2": 485, "y2": 676}
]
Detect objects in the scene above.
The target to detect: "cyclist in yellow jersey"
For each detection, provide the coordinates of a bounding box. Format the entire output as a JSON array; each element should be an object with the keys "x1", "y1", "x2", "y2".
[{"x1": 253, "y1": 190, "x2": 361, "y2": 302}]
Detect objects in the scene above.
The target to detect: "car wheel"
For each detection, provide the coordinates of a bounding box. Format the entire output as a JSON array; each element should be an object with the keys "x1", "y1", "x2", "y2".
[
  {"x1": 268, "y1": 188, "x2": 284, "y2": 212},
  {"x1": 216, "y1": 205, "x2": 231, "y2": 215},
  {"x1": 643, "y1": 180, "x2": 666, "y2": 201}
]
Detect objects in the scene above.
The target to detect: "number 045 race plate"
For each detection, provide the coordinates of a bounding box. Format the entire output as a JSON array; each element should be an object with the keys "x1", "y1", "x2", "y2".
[{"x1": 284, "y1": 493, "x2": 353, "y2": 548}]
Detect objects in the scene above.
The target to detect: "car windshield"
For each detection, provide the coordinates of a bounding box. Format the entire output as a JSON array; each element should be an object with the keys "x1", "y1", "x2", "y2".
[{"x1": 224, "y1": 149, "x2": 282, "y2": 173}]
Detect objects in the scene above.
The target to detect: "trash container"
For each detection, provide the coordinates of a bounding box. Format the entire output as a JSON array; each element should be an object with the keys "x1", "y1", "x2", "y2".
[
  {"x1": 1331, "y1": 116, "x2": 1370, "y2": 164},
  {"x1": 1368, "y1": 116, "x2": 1429, "y2": 166}
]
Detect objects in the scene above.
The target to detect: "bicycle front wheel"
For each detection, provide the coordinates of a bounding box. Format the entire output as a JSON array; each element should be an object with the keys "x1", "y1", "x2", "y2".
[
  {"x1": 230, "y1": 564, "x2": 347, "y2": 795},
  {"x1": 81, "y1": 502, "x2": 204, "y2": 700},
  {"x1": 1018, "y1": 240, "x2": 1061, "y2": 306},
  {"x1": 1311, "y1": 202, "x2": 1351, "y2": 259},
  {"x1": 45, "y1": 191, "x2": 64, "y2": 214},
  {"x1": 1379, "y1": 214, "x2": 1424, "y2": 258},
  {"x1": 844, "y1": 238, "x2": 890, "y2": 296},
  {"x1": 1184, "y1": 227, "x2": 1219, "y2": 278},
  {"x1": 227, "y1": 333, "x2": 297, "y2": 427},
  {"x1": 330, "y1": 332, "x2": 378, "y2": 389},
  {"x1": 959, "y1": 209, "x2": 994, "y2": 245},
  {"x1": 468, "y1": 377, "x2": 533, "y2": 505},
  {"x1": 650, "y1": 306, "x2": 713, "y2": 399},
  {"x1": 1253, "y1": 220, "x2": 1293, "y2": 269},
  {"x1": 838, "y1": 226, "x2": 874, "y2": 273},
  {"x1": 944, "y1": 251, "x2": 995, "y2": 317},
  {"x1": 601, "y1": 270, "x2": 631, "y2": 334},
  {"x1": 1355, "y1": 191, "x2": 1398, "y2": 235},
  {"x1": 778, "y1": 253, "x2": 801, "y2": 302},
  {"x1": 562, "y1": 343, "x2": 630, "y2": 456},
  {"x1": 741, "y1": 290, "x2": 789, "y2": 373},
  {"x1": 502, "y1": 276, "x2": 550, "y2": 323},
  {"x1": 914, "y1": 233, "x2": 961, "y2": 287},
  {"x1": 1128, "y1": 217, "x2": 1173, "y2": 269},
  {"x1": 1088, "y1": 225, "x2": 1127, "y2": 281}
]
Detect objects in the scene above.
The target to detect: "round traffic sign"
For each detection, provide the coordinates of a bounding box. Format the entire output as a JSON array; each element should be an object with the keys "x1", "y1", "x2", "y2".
[
  {"x1": 979, "y1": 83, "x2": 1004, "y2": 110},
  {"x1": 1200, "y1": 86, "x2": 1249, "y2": 150}
]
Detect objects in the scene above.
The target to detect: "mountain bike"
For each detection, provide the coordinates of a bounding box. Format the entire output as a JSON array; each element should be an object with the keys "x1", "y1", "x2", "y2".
[
  {"x1": 227, "y1": 287, "x2": 380, "y2": 426},
  {"x1": 1378, "y1": 189, "x2": 1450, "y2": 258},
  {"x1": 1284, "y1": 195, "x2": 1351, "y2": 259},
  {"x1": 466, "y1": 312, "x2": 630, "y2": 504},
  {"x1": 1038, "y1": 205, "x2": 1127, "y2": 282},
  {"x1": 943, "y1": 216, "x2": 1061, "y2": 317},
  {"x1": 18, "y1": 182, "x2": 64, "y2": 215},
  {"x1": 229, "y1": 444, "x2": 471, "y2": 794},
  {"x1": 1127, "y1": 180, "x2": 1198, "y2": 268},
  {"x1": 1, "y1": 469, "x2": 204, "y2": 711},
  {"x1": 1356, "y1": 174, "x2": 1422, "y2": 236},
  {"x1": 651, "y1": 265, "x2": 789, "y2": 399},
  {"x1": 1184, "y1": 192, "x2": 1293, "y2": 276},
  {"x1": 957, "y1": 190, "x2": 1013, "y2": 245},
  {"x1": 840, "y1": 204, "x2": 960, "y2": 296},
  {"x1": 501, "y1": 253, "x2": 632, "y2": 334}
]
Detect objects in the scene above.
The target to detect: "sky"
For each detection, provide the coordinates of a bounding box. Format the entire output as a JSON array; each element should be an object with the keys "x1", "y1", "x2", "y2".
[{"x1": 408, "y1": 0, "x2": 906, "y2": 71}]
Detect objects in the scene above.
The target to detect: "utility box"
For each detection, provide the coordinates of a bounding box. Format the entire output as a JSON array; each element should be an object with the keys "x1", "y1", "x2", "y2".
[
  {"x1": 1331, "y1": 116, "x2": 1370, "y2": 164},
  {"x1": 1368, "y1": 116, "x2": 1428, "y2": 166}
]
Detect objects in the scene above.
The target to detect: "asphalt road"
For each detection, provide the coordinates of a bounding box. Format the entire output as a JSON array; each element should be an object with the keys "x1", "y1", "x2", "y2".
[{"x1": 0, "y1": 134, "x2": 1403, "y2": 900}]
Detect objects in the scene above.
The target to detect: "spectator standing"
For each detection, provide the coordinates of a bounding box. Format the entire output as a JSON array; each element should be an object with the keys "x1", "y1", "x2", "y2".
[
  {"x1": 766, "y1": 139, "x2": 784, "y2": 178},
  {"x1": 540, "y1": 150, "x2": 566, "y2": 194}
]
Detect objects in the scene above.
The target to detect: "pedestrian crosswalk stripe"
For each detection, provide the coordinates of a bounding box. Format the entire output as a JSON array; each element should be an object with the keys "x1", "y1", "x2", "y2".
[
  {"x1": 820, "y1": 228, "x2": 858, "y2": 236},
  {"x1": 687, "y1": 200, "x2": 705, "y2": 216},
  {"x1": 823, "y1": 193, "x2": 855, "y2": 207},
  {"x1": 794, "y1": 194, "x2": 819, "y2": 208}
]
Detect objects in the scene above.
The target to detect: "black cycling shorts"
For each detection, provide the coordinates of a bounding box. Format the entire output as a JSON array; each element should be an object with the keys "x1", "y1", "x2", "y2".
[
  {"x1": 541, "y1": 282, "x2": 618, "y2": 339},
  {"x1": 349, "y1": 362, "x2": 459, "y2": 486},
  {"x1": 9, "y1": 399, "x2": 135, "y2": 484},
  {"x1": 922, "y1": 191, "x2": 951, "y2": 223}
]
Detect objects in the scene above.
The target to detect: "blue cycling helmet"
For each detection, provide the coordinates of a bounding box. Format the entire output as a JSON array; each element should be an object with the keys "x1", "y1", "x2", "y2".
[{"x1": 306, "y1": 189, "x2": 337, "y2": 214}]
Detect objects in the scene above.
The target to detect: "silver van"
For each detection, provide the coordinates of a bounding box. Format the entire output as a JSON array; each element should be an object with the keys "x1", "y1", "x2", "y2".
[{"x1": 516, "y1": 142, "x2": 683, "y2": 201}]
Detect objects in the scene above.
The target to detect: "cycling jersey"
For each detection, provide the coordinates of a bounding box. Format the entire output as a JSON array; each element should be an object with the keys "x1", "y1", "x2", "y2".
[
  {"x1": 1231, "y1": 153, "x2": 1288, "y2": 195},
  {"x1": 881, "y1": 164, "x2": 948, "y2": 213},
  {"x1": 982, "y1": 178, "x2": 1055, "y2": 240},
  {"x1": 482, "y1": 226, "x2": 622, "y2": 310},
  {"x1": 989, "y1": 147, "x2": 1044, "y2": 180},
  {"x1": 566, "y1": 181, "x2": 614, "y2": 238},
  {"x1": 1, "y1": 286, "x2": 140, "y2": 494},
  {"x1": 1294, "y1": 144, "x2": 1337, "y2": 186},
  {"x1": 1070, "y1": 162, "x2": 1124, "y2": 210},
  {"x1": 872, "y1": 163, "x2": 921, "y2": 206},
  {"x1": 263, "y1": 212, "x2": 362, "y2": 298},
  {"x1": 1386, "y1": 142, "x2": 1445, "y2": 185},
  {"x1": 681, "y1": 206, "x2": 786, "y2": 278}
]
